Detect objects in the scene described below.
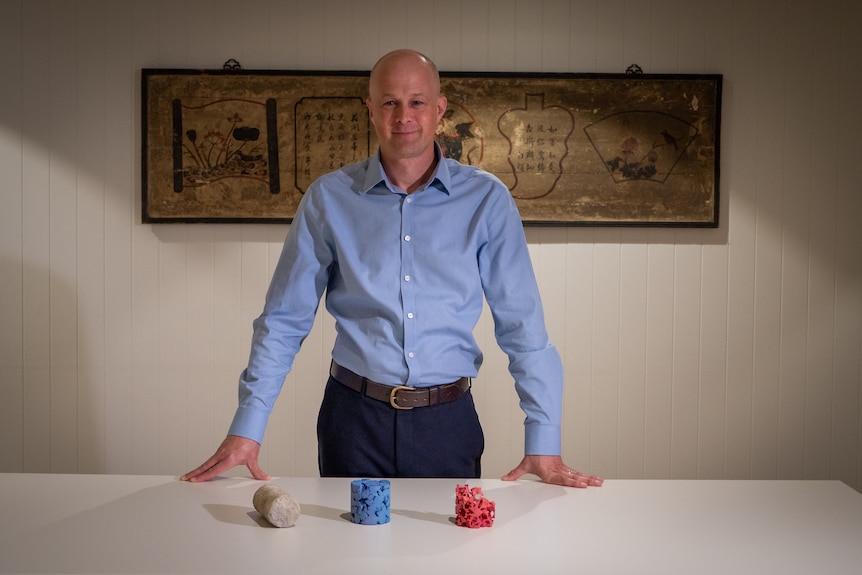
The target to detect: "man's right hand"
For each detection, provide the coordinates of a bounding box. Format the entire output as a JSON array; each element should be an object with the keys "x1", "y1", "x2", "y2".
[{"x1": 180, "y1": 435, "x2": 270, "y2": 482}]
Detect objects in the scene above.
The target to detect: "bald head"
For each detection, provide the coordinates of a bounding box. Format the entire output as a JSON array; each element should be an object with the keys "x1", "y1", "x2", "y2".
[{"x1": 369, "y1": 49, "x2": 441, "y2": 99}]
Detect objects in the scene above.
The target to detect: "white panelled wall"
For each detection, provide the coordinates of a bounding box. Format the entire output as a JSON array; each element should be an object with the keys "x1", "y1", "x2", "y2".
[{"x1": 1, "y1": 0, "x2": 860, "y2": 490}]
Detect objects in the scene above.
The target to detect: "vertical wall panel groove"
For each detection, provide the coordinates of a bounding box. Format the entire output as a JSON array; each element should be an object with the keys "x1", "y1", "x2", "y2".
[{"x1": 0, "y1": 0, "x2": 25, "y2": 473}]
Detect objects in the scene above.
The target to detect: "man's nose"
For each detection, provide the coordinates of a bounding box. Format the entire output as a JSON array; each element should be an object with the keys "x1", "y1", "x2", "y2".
[{"x1": 393, "y1": 104, "x2": 407, "y2": 122}]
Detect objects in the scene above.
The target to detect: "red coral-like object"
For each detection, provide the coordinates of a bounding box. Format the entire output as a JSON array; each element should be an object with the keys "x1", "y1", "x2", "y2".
[{"x1": 455, "y1": 484, "x2": 496, "y2": 528}]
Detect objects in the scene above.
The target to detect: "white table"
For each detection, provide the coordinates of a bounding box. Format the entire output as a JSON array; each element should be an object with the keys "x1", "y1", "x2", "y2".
[{"x1": 2, "y1": 474, "x2": 861, "y2": 574}]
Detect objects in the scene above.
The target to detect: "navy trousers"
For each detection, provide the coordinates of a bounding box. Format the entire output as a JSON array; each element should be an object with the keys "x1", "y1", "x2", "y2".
[{"x1": 317, "y1": 376, "x2": 484, "y2": 478}]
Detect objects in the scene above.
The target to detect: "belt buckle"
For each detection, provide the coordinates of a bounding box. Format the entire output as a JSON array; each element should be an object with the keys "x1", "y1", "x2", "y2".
[{"x1": 389, "y1": 385, "x2": 414, "y2": 410}]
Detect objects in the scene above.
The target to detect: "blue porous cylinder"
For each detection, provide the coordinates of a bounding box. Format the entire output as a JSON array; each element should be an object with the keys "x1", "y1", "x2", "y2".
[{"x1": 350, "y1": 478, "x2": 391, "y2": 525}]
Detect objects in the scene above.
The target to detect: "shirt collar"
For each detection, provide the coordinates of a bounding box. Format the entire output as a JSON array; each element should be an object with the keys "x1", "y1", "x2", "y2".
[{"x1": 362, "y1": 143, "x2": 452, "y2": 196}]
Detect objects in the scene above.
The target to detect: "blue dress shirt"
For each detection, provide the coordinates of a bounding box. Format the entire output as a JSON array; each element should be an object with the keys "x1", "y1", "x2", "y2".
[{"x1": 228, "y1": 146, "x2": 563, "y2": 455}]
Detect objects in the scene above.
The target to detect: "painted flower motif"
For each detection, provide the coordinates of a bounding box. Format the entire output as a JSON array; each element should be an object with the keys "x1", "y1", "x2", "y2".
[
  {"x1": 606, "y1": 134, "x2": 664, "y2": 181},
  {"x1": 180, "y1": 105, "x2": 268, "y2": 187}
]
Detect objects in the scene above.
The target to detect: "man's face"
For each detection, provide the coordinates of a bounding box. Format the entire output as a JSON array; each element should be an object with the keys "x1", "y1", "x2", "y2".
[{"x1": 366, "y1": 54, "x2": 447, "y2": 163}]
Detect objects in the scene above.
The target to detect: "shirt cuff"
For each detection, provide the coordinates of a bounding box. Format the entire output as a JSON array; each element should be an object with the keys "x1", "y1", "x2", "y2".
[
  {"x1": 227, "y1": 406, "x2": 270, "y2": 444},
  {"x1": 524, "y1": 423, "x2": 561, "y2": 455}
]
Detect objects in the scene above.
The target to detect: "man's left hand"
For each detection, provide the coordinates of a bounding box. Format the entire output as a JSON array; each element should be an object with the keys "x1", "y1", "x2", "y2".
[{"x1": 502, "y1": 455, "x2": 603, "y2": 488}]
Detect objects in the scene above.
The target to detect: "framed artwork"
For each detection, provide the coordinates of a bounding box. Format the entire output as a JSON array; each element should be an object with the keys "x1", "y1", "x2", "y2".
[{"x1": 142, "y1": 68, "x2": 721, "y2": 226}]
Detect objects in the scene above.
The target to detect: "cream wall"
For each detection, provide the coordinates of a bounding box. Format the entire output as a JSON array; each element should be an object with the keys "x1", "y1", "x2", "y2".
[{"x1": 1, "y1": 0, "x2": 860, "y2": 490}]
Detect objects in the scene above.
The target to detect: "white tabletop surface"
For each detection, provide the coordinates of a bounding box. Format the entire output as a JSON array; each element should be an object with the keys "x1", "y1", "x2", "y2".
[{"x1": 2, "y1": 474, "x2": 861, "y2": 574}]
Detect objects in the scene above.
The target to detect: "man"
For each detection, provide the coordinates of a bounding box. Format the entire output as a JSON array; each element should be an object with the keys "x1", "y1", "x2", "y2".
[{"x1": 181, "y1": 49, "x2": 602, "y2": 489}]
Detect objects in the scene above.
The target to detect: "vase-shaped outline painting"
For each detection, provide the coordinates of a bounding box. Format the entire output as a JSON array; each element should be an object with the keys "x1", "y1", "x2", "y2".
[{"x1": 497, "y1": 93, "x2": 574, "y2": 200}]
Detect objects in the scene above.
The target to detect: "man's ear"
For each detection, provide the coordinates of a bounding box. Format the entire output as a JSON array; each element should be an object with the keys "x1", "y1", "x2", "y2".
[{"x1": 437, "y1": 96, "x2": 448, "y2": 122}]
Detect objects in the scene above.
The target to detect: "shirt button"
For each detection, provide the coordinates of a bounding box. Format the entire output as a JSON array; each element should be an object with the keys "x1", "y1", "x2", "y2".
[
  {"x1": 407, "y1": 312, "x2": 414, "y2": 319},
  {"x1": 404, "y1": 235, "x2": 411, "y2": 242},
  {"x1": 406, "y1": 197, "x2": 413, "y2": 203},
  {"x1": 404, "y1": 275, "x2": 410, "y2": 282},
  {"x1": 408, "y1": 352, "x2": 415, "y2": 358}
]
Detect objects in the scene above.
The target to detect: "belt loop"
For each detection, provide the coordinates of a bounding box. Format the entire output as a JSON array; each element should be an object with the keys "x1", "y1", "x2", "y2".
[{"x1": 360, "y1": 377, "x2": 368, "y2": 397}]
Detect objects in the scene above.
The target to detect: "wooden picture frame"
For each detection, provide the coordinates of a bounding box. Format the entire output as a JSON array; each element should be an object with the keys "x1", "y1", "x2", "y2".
[{"x1": 142, "y1": 68, "x2": 721, "y2": 226}]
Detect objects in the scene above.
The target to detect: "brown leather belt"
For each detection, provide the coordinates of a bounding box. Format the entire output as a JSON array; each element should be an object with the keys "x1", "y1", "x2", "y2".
[{"x1": 329, "y1": 361, "x2": 470, "y2": 410}]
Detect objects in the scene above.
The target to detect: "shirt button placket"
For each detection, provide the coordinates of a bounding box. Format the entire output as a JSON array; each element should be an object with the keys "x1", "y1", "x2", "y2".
[{"x1": 401, "y1": 195, "x2": 418, "y2": 384}]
